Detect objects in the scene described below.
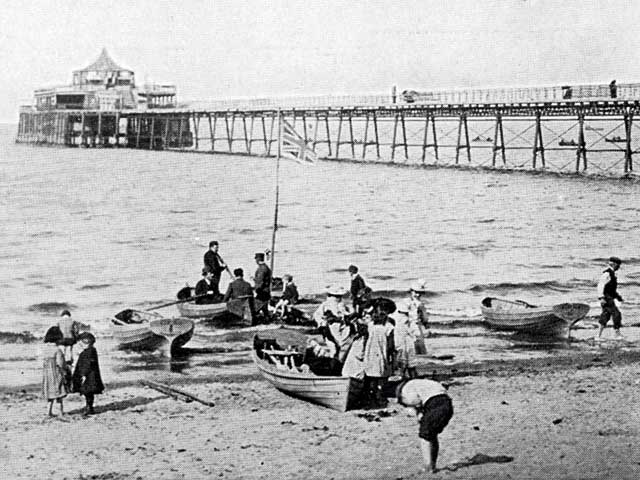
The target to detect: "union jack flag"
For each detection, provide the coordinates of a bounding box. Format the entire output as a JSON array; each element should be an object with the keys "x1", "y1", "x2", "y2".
[{"x1": 280, "y1": 119, "x2": 317, "y2": 165}]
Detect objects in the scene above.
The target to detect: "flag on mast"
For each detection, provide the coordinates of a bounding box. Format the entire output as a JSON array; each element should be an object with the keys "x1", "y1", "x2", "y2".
[{"x1": 280, "y1": 119, "x2": 317, "y2": 165}]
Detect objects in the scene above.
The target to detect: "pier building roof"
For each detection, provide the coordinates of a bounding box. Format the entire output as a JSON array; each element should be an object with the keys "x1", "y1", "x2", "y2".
[{"x1": 74, "y1": 48, "x2": 132, "y2": 74}]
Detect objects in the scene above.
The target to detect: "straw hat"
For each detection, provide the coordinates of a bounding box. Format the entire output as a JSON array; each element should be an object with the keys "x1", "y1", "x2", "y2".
[
  {"x1": 326, "y1": 285, "x2": 347, "y2": 296},
  {"x1": 410, "y1": 279, "x2": 427, "y2": 293}
]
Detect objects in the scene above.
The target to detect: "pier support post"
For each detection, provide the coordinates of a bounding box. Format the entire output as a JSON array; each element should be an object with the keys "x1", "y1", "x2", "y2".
[
  {"x1": 193, "y1": 113, "x2": 200, "y2": 151},
  {"x1": 336, "y1": 109, "x2": 343, "y2": 158},
  {"x1": 532, "y1": 111, "x2": 545, "y2": 168},
  {"x1": 149, "y1": 116, "x2": 155, "y2": 150},
  {"x1": 421, "y1": 114, "x2": 439, "y2": 162},
  {"x1": 391, "y1": 111, "x2": 408, "y2": 161},
  {"x1": 576, "y1": 112, "x2": 587, "y2": 171},
  {"x1": 242, "y1": 113, "x2": 250, "y2": 154},
  {"x1": 97, "y1": 112, "x2": 103, "y2": 147},
  {"x1": 348, "y1": 111, "x2": 355, "y2": 158},
  {"x1": 492, "y1": 113, "x2": 506, "y2": 166},
  {"x1": 455, "y1": 113, "x2": 471, "y2": 164},
  {"x1": 80, "y1": 113, "x2": 86, "y2": 147},
  {"x1": 624, "y1": 111, "x2": 634, "y2": 173}
]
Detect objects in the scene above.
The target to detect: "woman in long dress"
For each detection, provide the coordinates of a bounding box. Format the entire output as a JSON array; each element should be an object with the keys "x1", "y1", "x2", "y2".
[
  {"x1": 363, "y1": 312, "x2": 393, "y2": 407},
  {"x1": 41, "y1": 326, "x2": 69, "y2": 417},
  {"x1": 394, "y1": 301, "x2": 420, "y2": 378}
]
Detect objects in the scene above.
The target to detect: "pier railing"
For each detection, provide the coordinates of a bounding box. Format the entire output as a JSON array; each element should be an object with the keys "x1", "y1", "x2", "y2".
[{"x1": 182, "y1": 82, "x2": 640, "y2": 110}]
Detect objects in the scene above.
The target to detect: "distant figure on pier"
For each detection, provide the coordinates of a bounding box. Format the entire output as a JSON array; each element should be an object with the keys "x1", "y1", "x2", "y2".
[
  {"x1": 204, "y1": 240, "x2": 231, "y2": 296},
  {"x1": 597, "y1": 256, "x2": 624, "y2": 340},
  {"x1": 609, "y1": 80, "x2": 618, "y2": 99},
  {"x1": 253, "y1": 252, "x2": 272, "y2": 320},
  {"x1": 349, "y1": 265, "x2": 371, "y2": 313},
  {"x1": 195, "y1": 267, "x2": 219, "y2": 304}
]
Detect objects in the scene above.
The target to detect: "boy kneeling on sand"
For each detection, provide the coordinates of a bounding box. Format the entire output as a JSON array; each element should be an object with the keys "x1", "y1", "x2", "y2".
[{"x1": 396, "y1": 378, "x2": 454, "y2": 474}]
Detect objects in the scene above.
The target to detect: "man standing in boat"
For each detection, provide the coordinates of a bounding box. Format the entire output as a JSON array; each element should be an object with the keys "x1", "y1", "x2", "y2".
[
  {"x1": 195, "y1": 267, "x2": 218, "y2": 304},
  {"x1": 204, "y1": 241, "x2": 231, "y2": 296},
  {"x1": 224, "y1": 268, "x2": 255, "y2": 324},
  {"x1": 597, "y1": 256, "x2": 624, "y2": 340},
  {"x1": 253, "y1": 252, "x2": 272, "y2": 320}
]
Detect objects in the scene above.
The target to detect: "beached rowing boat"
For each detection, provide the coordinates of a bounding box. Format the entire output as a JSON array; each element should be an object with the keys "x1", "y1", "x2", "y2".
[
  {"x1": 252, "y1": 336, "x2": 362, "y2": 412},
  {"x1": 480, "y1": 297, "x2": 589, "y2": 335},
  {"x1": 111, "y1": 310, "x2": 194, "y2": 351}
]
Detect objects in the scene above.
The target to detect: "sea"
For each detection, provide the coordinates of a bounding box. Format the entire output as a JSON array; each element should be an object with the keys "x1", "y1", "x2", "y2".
[{"x1": 1, "y1": 123, "x2": 639, "y2": 389}]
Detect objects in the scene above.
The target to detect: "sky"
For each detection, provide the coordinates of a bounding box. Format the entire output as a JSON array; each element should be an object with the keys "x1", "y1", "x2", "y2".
[{"x1": 1, "y1": 0, "x2": 640, "y2": 122}]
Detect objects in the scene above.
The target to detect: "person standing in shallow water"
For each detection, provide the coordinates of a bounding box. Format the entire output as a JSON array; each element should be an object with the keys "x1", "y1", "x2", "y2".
[
  {"x1": 41, "y1": 326, "x2": 69, "y2": 417},
  {"x1": 597, "y1": 256, "x2": 624, "y2": 340},
  {"x1": 72, "y1": 333, "x2": 104, "y2": 415}
]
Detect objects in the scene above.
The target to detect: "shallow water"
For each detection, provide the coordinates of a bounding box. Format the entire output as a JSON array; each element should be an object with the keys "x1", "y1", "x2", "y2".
[{"x1": 1, "y1": 123, "x2": 638, "y2": 387}]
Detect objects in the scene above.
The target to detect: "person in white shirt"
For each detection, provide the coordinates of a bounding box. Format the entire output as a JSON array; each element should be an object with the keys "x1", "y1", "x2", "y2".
[
  {"x1": 396, "y1": 378, "x2": 454, "y2": 474},
  {"x1": 596, "y1": 256, "x2": 624, "y2": 340}
]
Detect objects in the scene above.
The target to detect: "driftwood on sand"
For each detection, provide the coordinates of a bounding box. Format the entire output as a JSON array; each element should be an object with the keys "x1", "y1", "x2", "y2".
[{"x1": 140, "y1": 380, "x2": 216, "y2": 407}]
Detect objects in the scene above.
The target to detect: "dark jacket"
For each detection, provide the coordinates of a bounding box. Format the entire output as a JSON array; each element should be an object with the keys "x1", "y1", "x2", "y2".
[
  {"x1": 603, "y1": 268, "x2": 621, "y2": 300},
  {"x1": 254, "y1": 263, "x2": 272, "y2": 301},
  {"x1": 224, "y1": 278, "x2": 254, "y2": 302},
  {"x1": 72, "y1": 346, "x2": 104, "y2": 395},
  {"x1": 195, "y1": 278, "x2": 218, "y2": 304},
  {"x1": 350, "y1": 274, "x2": 367, "y2": 299},
  {"x1": 282, "y1": 283, "x2": 299, "y2": 304},
  {"x1": 204, "y1": 250, "x2": 226, "y2": 277}
]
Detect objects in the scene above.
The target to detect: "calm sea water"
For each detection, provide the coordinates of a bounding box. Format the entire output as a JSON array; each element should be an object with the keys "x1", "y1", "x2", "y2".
[{"x1": 1, "y1": 124, "x2": 639, "y2": 387}]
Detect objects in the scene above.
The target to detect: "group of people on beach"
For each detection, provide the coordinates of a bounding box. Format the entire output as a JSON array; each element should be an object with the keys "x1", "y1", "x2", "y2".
[
  {"x1": 305, "y1": 264, "x2": 430, "y2": 407},
  {"x1": 41, "y1": 310, "x2": 104, "y2": 418}
]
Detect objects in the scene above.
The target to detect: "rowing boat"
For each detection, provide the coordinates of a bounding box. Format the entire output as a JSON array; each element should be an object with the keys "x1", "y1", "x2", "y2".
[
  {"x1": 480, "y1": 297, "x2": 589, "y2": 335},
  {"x1": 252, "y1": 335, "x2": 363, "y2": 412},
  {"x1": 176, "y1": 301, "x2": 228, "y2": 319},
  {"x1": 111, "y1": 310, "x2": 194, "y2": 351}
]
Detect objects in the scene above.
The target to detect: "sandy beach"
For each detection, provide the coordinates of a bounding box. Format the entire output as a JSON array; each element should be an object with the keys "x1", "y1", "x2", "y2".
[{"x1": 2, "y1": 346, "x2": 639, "y2": 480}]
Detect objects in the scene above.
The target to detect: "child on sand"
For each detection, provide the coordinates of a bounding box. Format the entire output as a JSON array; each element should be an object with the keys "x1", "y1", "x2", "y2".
[
  {"x1": 396, "y1": 378, "x2": 454, "y2": 473},
  {"x1": 72, "y1": 333, "x2": 104, "y2": 415},
  {"x1": 41, "y1": 326, "x2": 69, "y2": 417}
]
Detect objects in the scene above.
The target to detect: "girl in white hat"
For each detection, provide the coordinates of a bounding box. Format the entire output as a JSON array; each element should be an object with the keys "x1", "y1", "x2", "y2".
[{"x1": 394, "y1": 301, "x2": 420, "y2": 379}]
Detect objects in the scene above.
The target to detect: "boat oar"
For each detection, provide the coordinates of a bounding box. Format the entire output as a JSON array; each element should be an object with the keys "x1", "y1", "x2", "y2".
[{"x1": 145, "y1": 294, "x2": 210, "y2": 312}]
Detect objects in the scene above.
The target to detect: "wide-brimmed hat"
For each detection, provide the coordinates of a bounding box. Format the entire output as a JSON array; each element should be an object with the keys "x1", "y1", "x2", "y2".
[
  {"x1": 326, "y1": 285, "x2": 347, "y2": 296},
  {"x1": 202, "y1": 266, "x2": 212, "y2": 276},
  {"x1": 609, "y1": 256, "x2": 622, "y2": 265},
  {"x1": 410, "y1": 280, "x2": 427, "y2": 293},
  {"x1": 78, "y1": 332, "x2": 96, "y2": 344}
]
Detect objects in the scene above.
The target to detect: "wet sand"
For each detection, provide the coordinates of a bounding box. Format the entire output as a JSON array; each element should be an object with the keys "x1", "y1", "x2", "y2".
[{"x1": 2, "y1": 348, "x2": 640, "y2": 479}]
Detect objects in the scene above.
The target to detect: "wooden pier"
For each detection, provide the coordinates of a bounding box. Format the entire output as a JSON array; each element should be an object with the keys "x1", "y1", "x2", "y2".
[{"x1": 16, "y1": 99, "x2": 639, "y2": 176}]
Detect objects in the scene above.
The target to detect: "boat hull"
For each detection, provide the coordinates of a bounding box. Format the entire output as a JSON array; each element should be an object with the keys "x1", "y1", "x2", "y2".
[
  {"x1": 149, "y1": 318, "x2": 195, "y2": 350},
  {"x1": 481, "y1": 298, "x2": 568, "y2": 335},
  {"x1": 111, "y1": 311, "x2": 194, "y2": 351},
  {"x1": 176, "y1": 301, "x2": 227, "y2": 319},
  {"x1": 252, "y1": 351, "x2": 362, "y2": 412}
]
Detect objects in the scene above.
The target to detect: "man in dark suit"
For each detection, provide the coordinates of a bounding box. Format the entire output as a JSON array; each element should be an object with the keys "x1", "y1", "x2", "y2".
[
  {"x1": 253, "y1": 252, "x2": 272, "y2": 319},
  {"x1": 203, "y1": 241, "x2": 231, "y2": 296},
  {"x1": 224, "y1": 268, "x2": 255, "y2": 324},
  {"x1": 349, "y1": 264, "x2": 370, "y2": 313},
  {"x1": 195, "y1": 267, "x2": 218, "y2": 304}
]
